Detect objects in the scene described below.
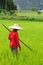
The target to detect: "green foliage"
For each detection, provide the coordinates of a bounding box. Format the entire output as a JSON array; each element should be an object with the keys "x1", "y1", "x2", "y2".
[
  {"x1": 37, "y1": 11, "x2": 41, "y2": 14},
  {"x1": 0, "y1": 11, "x2": 43, "y2": 21},
  {"x1": 31, "y1": 8, "x2": 38, "y2": 11},
  {"x1": 0, "y1": 0, "x2": 17, "y2": 11},
  {"x1": 7, "y1": 0, "x2": 17, "y2": 11},
  {"x1": 0, "y1": 20, "x2": 43, "y2": 65}
]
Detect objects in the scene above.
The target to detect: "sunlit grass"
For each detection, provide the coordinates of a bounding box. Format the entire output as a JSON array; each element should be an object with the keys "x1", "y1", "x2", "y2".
[{"x1": 0, "y1": 20, "x2": 43, "y2": 65}]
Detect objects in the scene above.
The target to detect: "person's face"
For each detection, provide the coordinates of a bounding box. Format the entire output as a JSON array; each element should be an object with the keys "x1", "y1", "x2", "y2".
[{"x1": 13, "y1": 29, "x2": 18, "y2": 31}]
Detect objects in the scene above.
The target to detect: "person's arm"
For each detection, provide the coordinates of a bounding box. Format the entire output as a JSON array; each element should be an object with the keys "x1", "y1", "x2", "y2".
[
  {"x1": 8, "y1": 32, "x2": 11, "y2": 40},
  {"x1": 19, "y1": 45, "x2": 21, "y2": 51}
]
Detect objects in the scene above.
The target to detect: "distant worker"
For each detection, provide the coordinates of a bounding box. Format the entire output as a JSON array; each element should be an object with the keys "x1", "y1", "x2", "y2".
[{"x1": 8, "y1": 24, "x2": 23, "y2": 56}]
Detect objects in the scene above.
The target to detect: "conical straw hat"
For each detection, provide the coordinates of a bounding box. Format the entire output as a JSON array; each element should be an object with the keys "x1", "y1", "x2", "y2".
[{"x1": 9, "y1": 24, "x2": 23, "y2": 30}]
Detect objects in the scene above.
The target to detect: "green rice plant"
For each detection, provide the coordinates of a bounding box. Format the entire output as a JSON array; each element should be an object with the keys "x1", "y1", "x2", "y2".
[{"x1": 0, "y1": 20, "x2": 43, "y2": 65}]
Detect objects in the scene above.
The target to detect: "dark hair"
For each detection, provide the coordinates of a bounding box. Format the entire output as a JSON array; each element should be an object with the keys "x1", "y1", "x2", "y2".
[{"x1": 13, "y1": 29, "x2": 18, "y2": 31}]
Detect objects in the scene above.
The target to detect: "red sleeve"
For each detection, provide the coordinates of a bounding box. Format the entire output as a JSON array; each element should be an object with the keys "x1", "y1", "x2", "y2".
[{"x1": 8, "y1": 32, "x2": 11, "y2": 40}]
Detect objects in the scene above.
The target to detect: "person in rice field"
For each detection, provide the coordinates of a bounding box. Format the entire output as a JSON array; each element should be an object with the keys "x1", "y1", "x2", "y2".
[{"x1": 8, "y1": 24, "x2": 23, "y2": 56}]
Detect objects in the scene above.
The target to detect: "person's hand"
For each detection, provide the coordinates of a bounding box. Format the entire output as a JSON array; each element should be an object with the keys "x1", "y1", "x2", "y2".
[{"x1": 19, "y1": 46, "x2": 21, "y2": 51}]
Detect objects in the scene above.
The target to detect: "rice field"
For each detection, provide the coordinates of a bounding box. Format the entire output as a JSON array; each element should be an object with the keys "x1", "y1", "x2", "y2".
[{"x1": 0, "y1": 19, "x2": 43, "y2": 65}]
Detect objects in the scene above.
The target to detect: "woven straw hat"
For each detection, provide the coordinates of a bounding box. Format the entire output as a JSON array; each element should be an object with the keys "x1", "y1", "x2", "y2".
[{"x1": 9, "y1": 24, "x2": 23, "y2": 30}]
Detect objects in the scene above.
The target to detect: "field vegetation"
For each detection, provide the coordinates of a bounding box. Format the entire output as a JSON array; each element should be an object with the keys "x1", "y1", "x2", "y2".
[{"x1": 0, "y1": 11, "x2": 43, "y2": 65}]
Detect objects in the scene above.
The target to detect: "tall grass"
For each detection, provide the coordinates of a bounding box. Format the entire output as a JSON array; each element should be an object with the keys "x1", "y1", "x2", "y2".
[{"x1": 0, "y1": 20, "x2": 43, "y2": 65}]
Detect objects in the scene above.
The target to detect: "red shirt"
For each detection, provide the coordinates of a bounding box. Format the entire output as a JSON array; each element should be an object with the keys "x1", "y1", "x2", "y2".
[{"x1": 8, "y1": 30, "x2": 20, "y2": 48}]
